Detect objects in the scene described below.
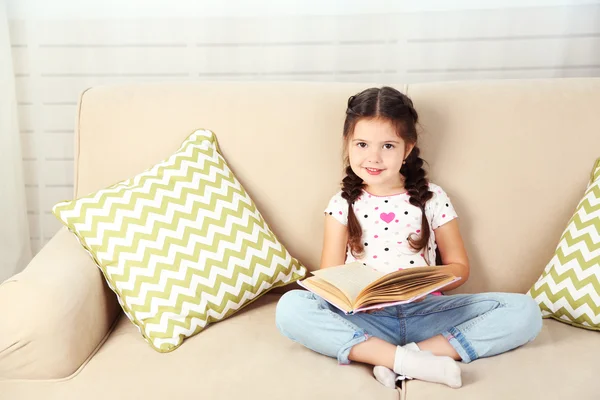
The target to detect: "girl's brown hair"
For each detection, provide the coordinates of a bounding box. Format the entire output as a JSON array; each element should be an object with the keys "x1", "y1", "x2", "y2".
[{"x1": 341, "y1": 87, "x2": 435, "y2": 261}]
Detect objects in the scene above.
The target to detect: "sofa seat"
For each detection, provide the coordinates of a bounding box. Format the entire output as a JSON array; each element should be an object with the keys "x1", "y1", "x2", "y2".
[{"x1": 1, "y1": 294, "x2": 400, "y2": 400}]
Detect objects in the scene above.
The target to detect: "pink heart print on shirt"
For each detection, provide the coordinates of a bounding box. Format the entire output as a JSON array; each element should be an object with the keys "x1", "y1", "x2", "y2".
[{"x1": 380, "y1": 212, "x2": 395, "y2": 224}]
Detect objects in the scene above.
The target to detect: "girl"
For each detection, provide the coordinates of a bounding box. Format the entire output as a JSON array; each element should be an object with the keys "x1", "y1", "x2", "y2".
[{"x1": 275, "y1": 86, "x2": 542, "y2": 389}]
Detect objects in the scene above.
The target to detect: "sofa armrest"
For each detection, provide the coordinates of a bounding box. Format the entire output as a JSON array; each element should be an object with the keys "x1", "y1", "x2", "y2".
[{"x1": 0, "y1": 228, "x2": 120, "y2": 379}]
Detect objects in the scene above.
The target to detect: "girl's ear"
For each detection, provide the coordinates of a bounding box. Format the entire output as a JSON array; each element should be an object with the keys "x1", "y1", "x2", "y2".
[{"x1": 404, "y1": 143, "x2": 416, "y2": 161}]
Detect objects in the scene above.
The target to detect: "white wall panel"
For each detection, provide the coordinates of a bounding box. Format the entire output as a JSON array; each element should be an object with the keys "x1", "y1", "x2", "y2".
[
  {"x1": 38, "y1": 47, "x2": 189, "y2": 75},
  {"x1": 42, "y1": 105, "x2": 77, "y2": 131}
]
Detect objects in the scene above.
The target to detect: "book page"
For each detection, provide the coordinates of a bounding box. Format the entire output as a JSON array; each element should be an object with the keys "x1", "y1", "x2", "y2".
[
  {"x1": 354, "y1": 277, "x2": 461, "y2": 312},
  {"x1": 355, "y1": 267, "x2": 458, "y2": 308},
  {"x1": 365, "y1": 276, "x2": 457, "y2": 301},
  {"x1": 363, "y1": 266, "x2": 445, "y2": 292},
  {"x1": 311, "y1": 262, "x2": 385, "y2": 305},
  {"x1": 298, "y1": 278, "x2": 353, "y2": 313}
]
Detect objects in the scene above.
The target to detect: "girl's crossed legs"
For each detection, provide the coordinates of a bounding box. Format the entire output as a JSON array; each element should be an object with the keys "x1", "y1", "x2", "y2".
[{"x1": 275, "y1": 290, "x2": 542, "y2": 387}]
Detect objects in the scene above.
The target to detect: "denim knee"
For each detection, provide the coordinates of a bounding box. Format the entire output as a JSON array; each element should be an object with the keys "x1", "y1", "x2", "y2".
[
  {"x1": 274, "y1": 289, "x2": 369, "y2": 364},
  {"x1": 275, "y1": 290, "x2": 312, "y2": 340},
  {"x1": 511, "y1": 294, "x2": 543, "y2": 343}
]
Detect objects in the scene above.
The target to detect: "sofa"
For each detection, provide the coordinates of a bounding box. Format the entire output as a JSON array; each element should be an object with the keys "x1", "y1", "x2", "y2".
[{"x1": 1, "y1": 78, "x2": 598, "y2": 400}]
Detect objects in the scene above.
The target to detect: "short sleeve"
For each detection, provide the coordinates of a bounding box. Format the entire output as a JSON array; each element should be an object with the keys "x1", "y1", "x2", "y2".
[
  {"x1": 428, "y1": 184, "x2": 458, "y2": 230},
  {"x1": 324, "y1": 191, "x2": 348, "y2": 226}
]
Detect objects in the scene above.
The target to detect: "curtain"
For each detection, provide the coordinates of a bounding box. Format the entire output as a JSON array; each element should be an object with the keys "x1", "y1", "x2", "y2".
[{"x1": 0, "y1": 0, "x2": 31, "y2": 282}]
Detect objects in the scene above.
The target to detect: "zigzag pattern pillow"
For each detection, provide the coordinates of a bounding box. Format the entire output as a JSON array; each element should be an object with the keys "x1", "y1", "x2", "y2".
[
  {"x1": 528, "y1": 157, "x2": 600, "y2": 330},
  {"x1": 53, "y1": 129, "x2": 306, "y2": 352}
]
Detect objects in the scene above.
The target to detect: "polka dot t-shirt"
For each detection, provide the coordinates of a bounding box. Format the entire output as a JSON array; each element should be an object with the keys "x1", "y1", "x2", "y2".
[{"x1": 324, "y1": 183, "x2": 458, "y2": 274}]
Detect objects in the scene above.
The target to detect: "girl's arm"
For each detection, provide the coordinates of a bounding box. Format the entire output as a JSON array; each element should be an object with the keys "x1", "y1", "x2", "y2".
[
  {"x1": 434, "y1": 218, "x2": 470, "y2": 291},
  {"x1": 319, "y1": 215, "x2": 349, "y2": 269}
]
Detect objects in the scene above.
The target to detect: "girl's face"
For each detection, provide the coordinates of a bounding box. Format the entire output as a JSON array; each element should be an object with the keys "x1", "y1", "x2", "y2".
[{"x1": 348, "y1": 118, "x2": 414, "y2": 195}]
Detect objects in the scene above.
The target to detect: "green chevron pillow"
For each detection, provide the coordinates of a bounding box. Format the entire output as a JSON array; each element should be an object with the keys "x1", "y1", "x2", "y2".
[
  {"x1": 528, "y1": 157, "x2": 600, "y2": 330},
  {"x1": 53, "y1": 129, "x2": 306, "y2": 352}
]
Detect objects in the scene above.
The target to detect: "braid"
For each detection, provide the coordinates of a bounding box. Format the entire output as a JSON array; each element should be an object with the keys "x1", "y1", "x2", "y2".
[
  {"x1": 341, "y1": 166, "x2": 365, "y2": 258},
  {"x1": 400, "y1": 146, "x2": 433, "y2": 253}
]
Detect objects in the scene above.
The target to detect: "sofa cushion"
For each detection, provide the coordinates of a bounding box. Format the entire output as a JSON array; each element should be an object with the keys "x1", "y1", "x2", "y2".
[
  {"x1": 0, "y1": 294, "x2": 400, "y2": 400},
  {"x1": 528, "y1": 157, "x2": 600, "y2": 330},
  {"x1": 403, "y1": 318, "x2": 599, "y2": 400},
  {"x1": 52, "y1": 129, "x2": 306, "y2": 352}
]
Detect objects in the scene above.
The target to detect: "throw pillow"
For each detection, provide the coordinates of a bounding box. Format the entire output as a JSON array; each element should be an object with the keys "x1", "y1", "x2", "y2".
[
  {"x1": 53, "y1": 129, "x2": 307, "y2": 352},
  {"x1": 528, "y1": 157, "x2": 600, "y2": 330}
]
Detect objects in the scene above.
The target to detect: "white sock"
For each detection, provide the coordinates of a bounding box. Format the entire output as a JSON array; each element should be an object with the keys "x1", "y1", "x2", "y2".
[
  {"x1": 393, "y1": 345, "x2": 462, "y2": 388},
  {"x1": 373, "y1": 342, "x2": 420, "y2": 388}
]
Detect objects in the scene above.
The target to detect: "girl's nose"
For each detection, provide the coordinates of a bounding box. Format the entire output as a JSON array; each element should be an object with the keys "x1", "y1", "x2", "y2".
[{"x1": 367, "y1": 149, "x2": 382, "y2": 163}]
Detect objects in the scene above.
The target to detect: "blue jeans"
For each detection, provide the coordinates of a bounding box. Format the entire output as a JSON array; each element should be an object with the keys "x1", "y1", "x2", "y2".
[{"x1": 275, "y1": 290, "x2": 542, "y2": 364}]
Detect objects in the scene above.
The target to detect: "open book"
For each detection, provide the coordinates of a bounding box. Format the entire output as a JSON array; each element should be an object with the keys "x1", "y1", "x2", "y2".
[{"x1": 297, "y1": 262, "x2": 460, "y2": 315}]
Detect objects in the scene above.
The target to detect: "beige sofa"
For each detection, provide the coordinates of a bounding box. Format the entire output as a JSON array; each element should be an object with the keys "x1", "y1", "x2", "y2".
[{"x1": 1, "y1": 79, "x2": 599, "y2": 400}]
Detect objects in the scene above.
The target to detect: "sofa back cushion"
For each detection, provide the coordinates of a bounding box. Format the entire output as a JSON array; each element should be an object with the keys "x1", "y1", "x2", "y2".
[{"x1": 75, "y1": 79, "x2": 600, "y2": 294}]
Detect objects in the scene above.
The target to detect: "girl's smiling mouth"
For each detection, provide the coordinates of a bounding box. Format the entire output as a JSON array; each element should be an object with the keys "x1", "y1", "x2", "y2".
[{"x1": 365, "y1": 167, "x2": 383, "y2": 175}]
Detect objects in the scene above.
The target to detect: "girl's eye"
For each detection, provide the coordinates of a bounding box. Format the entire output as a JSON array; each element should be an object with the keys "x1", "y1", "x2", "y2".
[
  {"x1": 383, "y1": 144, "x2": 394, "y2": 149},
  {"x1": 357, "y1": 142, "x2": 367, "y2": 148}
]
